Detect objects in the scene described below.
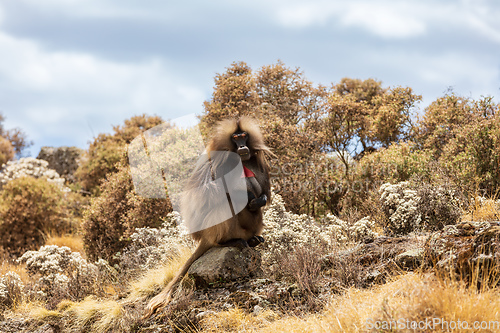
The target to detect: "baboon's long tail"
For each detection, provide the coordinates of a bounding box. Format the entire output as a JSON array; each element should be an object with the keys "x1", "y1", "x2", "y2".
[{"x1": 143, "y1": 240, "x2": 214, "y2": 319}]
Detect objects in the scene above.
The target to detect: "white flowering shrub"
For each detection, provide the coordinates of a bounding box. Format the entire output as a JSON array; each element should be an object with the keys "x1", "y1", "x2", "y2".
[
  {"x1": 261, "y1": 193, "x2": 380, "y2": 265},
  {"x1": 118, "y1": 212, "x2": 194, "y2": 279},
  {"x1": 0, "y1": 272, "x2": 24, "y2": 308},
  {"x1": 379, "y1": 182, "x2": 422, "y2": 235},
  {"x1": 380, "y1": 181, "x2": 461, "y2": 235},
  {"x1": 322, "y1": 214, "x2": 379, "y2": 243},
  {"x1": 18, "y1": 245, "x2": 115, "y2": 304},
  {"x1": 349, "y1": 216, "x2": 378, "y2": 241},
  {"x1": 322, "y1": 214, "x2": 349, "y2": 243},
  {"x1": 0, "y1": 157, "x2": 67, "y2": 190},
  {"x1": 416, "y1": 182, "x2": 462, "y2": 230},
  {"x1": 262, "y1": 194, "x2": 327, "y2": 258}
]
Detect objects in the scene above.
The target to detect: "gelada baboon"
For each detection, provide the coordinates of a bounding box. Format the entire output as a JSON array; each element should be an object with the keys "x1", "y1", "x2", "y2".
[{"x1": 144, "y1": 116, "x2": 273, "y2": 317}]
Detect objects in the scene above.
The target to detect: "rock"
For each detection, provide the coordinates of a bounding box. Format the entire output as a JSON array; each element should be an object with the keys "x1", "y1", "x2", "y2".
[
  {"x1": 37, "y1": 146, "x2": 84, "y2": 183},
  {"x1": 187, "y1": 247, "x2": 262, "y2": 288},
  {"x1": 395, "y1": 248, "x2": 424, "y2": 270},
  {"x1": 424, "y1": 221, "x2": 500, "y2": 284},
  {"x1": 228, "y1": 290, "x2": 261, "y2": 307}
]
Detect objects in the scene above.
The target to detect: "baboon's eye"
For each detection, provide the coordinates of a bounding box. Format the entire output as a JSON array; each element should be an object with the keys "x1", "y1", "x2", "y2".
[{"x1": 241, "y1": 133, "x2": 247, "y2": 138}]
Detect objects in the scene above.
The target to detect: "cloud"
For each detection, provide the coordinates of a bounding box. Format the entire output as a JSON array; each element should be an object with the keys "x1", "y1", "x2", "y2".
[
  {"x1": 275, "y1": 0, "x2": 500, "y2": 41},
  {"x1": 275, "y1": 1, "x2": 427, "y2": 38},
  {"x1": 275, "y1": 2, "x2": 341, "y2": 28},
  {"x1": 0, "y1": 30, "x2": 205, "y2": 155},
  {"x1": 0, "y1": 32, "x2": 204, "y2": 108},
  {"x1": 340, "y1": 3, "x2": 426, "y2": 38}
]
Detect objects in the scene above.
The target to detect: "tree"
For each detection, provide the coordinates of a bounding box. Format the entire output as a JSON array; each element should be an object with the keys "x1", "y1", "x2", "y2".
[
  {"x1": 0, "y1": 113, "x2": 32, "y2": 159},
  {"x1": 321, "y1": 79, "x2": 421, "y2": 172},
  {"x1": 414, "y1": 93, "x2": 495, "y2": 157},
  {"x1": 75, "y1": 114, "x2": 166, "y2": 195}
]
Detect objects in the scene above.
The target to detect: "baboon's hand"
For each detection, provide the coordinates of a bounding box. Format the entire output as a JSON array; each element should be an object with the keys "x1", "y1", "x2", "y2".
[{"x1": 248, "y1": 194, "x2": 267, "y2": 211}]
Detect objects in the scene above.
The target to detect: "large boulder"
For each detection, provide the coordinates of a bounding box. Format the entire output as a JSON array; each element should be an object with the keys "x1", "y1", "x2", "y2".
[
  {"x1": 37, "y1": 146, "x2": 84, "y2": 183},
  {"x1": 187, "y1": 247, "x2": 262, "y2": 288}
]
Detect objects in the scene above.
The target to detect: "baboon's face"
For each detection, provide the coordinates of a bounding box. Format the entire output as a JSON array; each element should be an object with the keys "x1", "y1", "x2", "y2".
[{"x1": 231, "y1": 131, "x2": 251, "y2": 161}]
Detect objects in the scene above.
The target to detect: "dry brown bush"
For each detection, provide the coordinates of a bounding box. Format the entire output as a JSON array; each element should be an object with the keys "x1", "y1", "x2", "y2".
[
  {"x1": 75, "y1": 114, "x2": 165, "y2": 195},
  {"x1": 0, "y1": 136, "x2": 14, "y2": 166},
  {"x1": 82, "y1": 163, "x2": 172, "y2": 263}
]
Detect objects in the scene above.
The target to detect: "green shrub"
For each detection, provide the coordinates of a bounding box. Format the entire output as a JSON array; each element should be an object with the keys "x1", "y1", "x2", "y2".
[
  {"x1": 0, "y1": 177, "x2": 66, "y2": 256},
  {"x1": 338, "y1": 142, "x2": 432, "y2": 220},
  {"x1": 354, "y1": 142, "x2": 433, "y2": 186},
  {"x1": 440, "y1": 117, "x2": 500, "y2": 195},
  {"x1": 82, "y1": 163, "x2": 172, "y2": 263}
]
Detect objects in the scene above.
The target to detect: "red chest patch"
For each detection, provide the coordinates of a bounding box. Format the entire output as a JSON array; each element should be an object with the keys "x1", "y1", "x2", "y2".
[{"x1": 242, "y1": 166, "x2": 255, "y2": 178}]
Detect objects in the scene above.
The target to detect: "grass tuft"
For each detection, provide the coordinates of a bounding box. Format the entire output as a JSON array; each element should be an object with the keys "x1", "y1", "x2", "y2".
[
  {"x1": 199, "y1": 308, "x2": 279, "y2": 333},
  {"x1": 463, "y1": 197, "x2": 500, "y2": 222},
  {"x1": 127, "y1": 246, "x2": 193, "y2": 301}
]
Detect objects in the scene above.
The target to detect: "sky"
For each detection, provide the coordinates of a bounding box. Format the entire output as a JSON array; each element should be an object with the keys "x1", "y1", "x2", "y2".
[{"x1": 0, "y1": 0, "x2": 499, "y2": 157}]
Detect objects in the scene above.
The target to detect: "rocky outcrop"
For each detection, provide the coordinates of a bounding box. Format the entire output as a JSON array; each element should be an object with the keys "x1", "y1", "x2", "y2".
[
  {"x1": 37, "y1": 146, "x2": 84, "y2": 183},
  {"x1": 321, "y1": 236, "x2": 426, "y2": 288},
  {"x1": 424, "y1": 221, "x2": 500, "y2": 284}
]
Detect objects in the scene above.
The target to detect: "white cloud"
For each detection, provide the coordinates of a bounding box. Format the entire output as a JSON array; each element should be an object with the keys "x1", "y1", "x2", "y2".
[
  {"x1": 275, "y1": 1, "x2": 427, "y2": 38},
  {"x1": 464, "y1": 12, "x2": 500, "y2": 44},
  {"x1": 276, "y1": 2, "x2": 341, "y2": 28},
  {"x1": 0, "y1": 32, "x2": 204, "y2": 106},
  {"x1": 0, "y1": 31, "x2": 205, "y2": 154},
  {"x1": 275, "y1": 0, "x2": 500, "y2": 41},
  {"x1": 340, "y1": 3, "x2": 426, "y2": 38}
]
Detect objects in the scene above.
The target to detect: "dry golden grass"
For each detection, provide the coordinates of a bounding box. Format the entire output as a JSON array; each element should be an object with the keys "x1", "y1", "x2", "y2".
[
  {"x1": 44, "y1": 233, "x2": 85, "y2": 254},
  {"x1": 7, "y1": 240, "x2": 500, "y2": 333},
  {"x1": 199, "y1": 273, "x2": 500, "y2": 333},
  {"x1": 30, "y1": 306, "x2": 62, "y2": 321},
  {"x1": 63, "y1": 297, "x2": 127, "y2": 332},
  {"x1": 127, "y1": 246, "x2": 193, "y2": 300},
  {"x1": 462, "y1": 197, "x2": 500, "y2": 222},
  {"x1": 199, "y1": 308, "x2": 280, "y2": 333},
  {"x1": 0, "y1": 260, "x2": 30, "y2": 284}
]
